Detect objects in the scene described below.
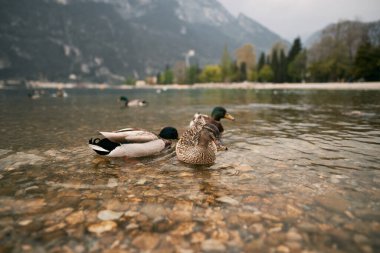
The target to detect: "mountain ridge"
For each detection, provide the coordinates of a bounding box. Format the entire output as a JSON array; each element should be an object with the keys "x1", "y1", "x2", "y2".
[{"x1": 0, "y1": 0, "x2": 288, "y2": 83}]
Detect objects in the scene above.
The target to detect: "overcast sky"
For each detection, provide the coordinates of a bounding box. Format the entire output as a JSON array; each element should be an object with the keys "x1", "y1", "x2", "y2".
[{"x1": 218, "y1": 0, "x2": 380, "y2": 42}]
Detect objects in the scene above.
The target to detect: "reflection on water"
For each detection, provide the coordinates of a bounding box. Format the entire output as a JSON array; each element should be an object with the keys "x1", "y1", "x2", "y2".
[{"x1": 0, "y1": 88, "x2": 380, "y2": 252}]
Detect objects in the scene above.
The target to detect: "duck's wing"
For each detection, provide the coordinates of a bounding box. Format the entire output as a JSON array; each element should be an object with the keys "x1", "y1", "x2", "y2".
[
  {"x1": 115, "y1": 139, "x2": 167, "y2": 157},
  {"x1": 99, "y1": 128, "x2": 158, "y2": 143},
  {"x1": 127, "y1": 99, "x2": 147, "y2": 107}
]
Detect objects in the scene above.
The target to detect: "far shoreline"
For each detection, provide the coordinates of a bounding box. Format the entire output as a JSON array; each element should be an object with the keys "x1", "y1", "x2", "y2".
[{"x1": 4, "y1": 81, "x2": 380, "y2": 90}]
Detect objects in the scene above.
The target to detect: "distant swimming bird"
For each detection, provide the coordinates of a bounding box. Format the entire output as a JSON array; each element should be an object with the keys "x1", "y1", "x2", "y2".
[
  {"x1": 88, "y1": 127, "x2": 178, "y2": 158},
  {"x1": 52, "y1": 88, "x2": 68, "y2": 98},
  {"x1": 176, "y1": 118, "x2": 220, "y2": 165},
  {"x1": 28, "y1": 90, "x2": 41, "y2": 99},
  {"x1": 119, "y1": 96, "x2": 147, "y2": 107}
]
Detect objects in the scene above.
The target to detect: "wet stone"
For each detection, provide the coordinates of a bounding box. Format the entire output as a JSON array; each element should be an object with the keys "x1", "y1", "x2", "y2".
[
  {"x1": 88, "y1": 221, "x2": 117, "y2": 235},
  {"x1": 152, "y1": 217, "x2": 174, "y2": 233},
  {"x1": 261, "y1": 213, "x2": 280, "y2": 222},
  {"x1": 136, "y1": 179, "x2": 147, "y2": 185},
  {"x1": 44, "y1": 222, "x2": 66, "y2": 233},
  {"x1": 131, "y1": 233, "x2": 160, "y2": 251},
  {"x1": 248, "y1": 223, "x2": 264, "y2": 235},
  {"x1": 286, "y1": 204, "x2": 302, "y2": 217},
  {"x1": 124, "y1": 210, "x2": 139, "y2": 218},
  {"x1": 97, "y1": 210, "x2": 124, "y2": 221},
  {"x1": 286, "y1": 229, "x2": 303, "y2": 241},
  {"x1": 201, "y1": 239, "x2": 226, "y2": 252},
  {"x1": 0, "y1": 149, "x2": 11, "y2": 156},
  {"x1": 18, "y1": 219, "x2": 32, "y2": 226},
  {"x1": 353, "y1": 234, "x2": 370, "y2": 244},
  {"x1": 276, "y1": 245, "x2": 290, "y2": 253},
  {"x1": 0, "y1": 152, "x2": 45, "y2": 170},
  {"x1": 297, "y1": 222, "x2": 319, "y2": 233},
  {"x1": 126, "y1": 223, "x2": 139, "y2": 231},
  {"x1": 315, "y1": 193, "x2": 349, "y2": 213},
  {"x1": 172, "y1": 222, "x2": 196, "y2": 236},
  {"x1": 141, "y1": 204, "x2": 166, "y2": 219},
  {"x1": 107, "y1": 178, "x2": 118, "y2": 188},
  {"x1": 191, "y1": 232, "x2": 206, "y2": 244},
  {"x1": 235, "y1": 164, "x2": 254, "y2": 172},
  {"x1": 65, "y1": 211, "x2": 85, "y2": 225},
  {"x1": 211, "y1": 229, "x2": 229, "y2": 241},
  {"x1": 216, "y1": 196, "x2": 239, "y2": 206},
  {"x1": 168, "y1": 210, "x2": 192, "y2": 222},
  {"x1": 237, "y1": 212, "x2": 261, "y2": 223},
  {"x1": 45, "y1": 207, "x2": 74, "y2": 221},
  {"x1": 242, "y1": 196, "x2": 260, "y2": 204}
]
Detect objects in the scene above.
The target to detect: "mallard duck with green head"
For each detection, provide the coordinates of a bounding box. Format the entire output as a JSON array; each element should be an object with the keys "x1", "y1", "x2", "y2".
[
  {"x1": 189, "y1": 106, "x2": 235, "y2": 134},
  {"x1": 89, "y1": 127, "x2": 178, "y2": 158},
  {"x1": 176, "y1": 118, "x2": 221, "y2": 165},
  {"x1": 119, "y1": 96, "x2": 148, "y2": 107},
  {"x1": 189, "y1": 106, "x2": 234, "y2": 150}
]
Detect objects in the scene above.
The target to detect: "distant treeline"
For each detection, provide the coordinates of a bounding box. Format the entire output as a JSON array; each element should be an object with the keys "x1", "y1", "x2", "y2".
[{"x1": 149, "y1": 20, "x2": 380, "y2": 84}]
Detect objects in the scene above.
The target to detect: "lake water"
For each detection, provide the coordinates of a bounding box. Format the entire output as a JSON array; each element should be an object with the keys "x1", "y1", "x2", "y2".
[{"x1": 0, "y1": 88, "x2": 379, "y2": 253}]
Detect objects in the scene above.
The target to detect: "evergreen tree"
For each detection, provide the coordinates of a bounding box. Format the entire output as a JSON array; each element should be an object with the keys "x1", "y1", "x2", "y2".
[
  {"x1": 239, "y1": 62, "x2": 247, "y2": 81},
  {"x1": 286, "y1": 37, "x2": 302, "y2": 82},
  {"x1": 288, "y1": 50, "x2": 307, "y2": 82},
  {"x1": 230, "y1": 61, "x2": 240, "y2": 82},
  {"x1": 156, "y1": 72, "x2": 161, "y2": 84},
  {"x1": 279, "y1": 49, "x2": 287, "y2": 83},
  {"x1": 287, "y1": 38, "x2": 302, "y2": 64},
  {"x1": 162, "y1": 65, "x2": 173, "y2": 84},
  {"x1": 185, "y1": 64, "x2": 200, "y2": 84},
  {"x1": 257, "y1": 52, "x2": 266, "y2": 72},
  {"x1": 271, "y1": 50, "x2": 279, "y2": 82}
]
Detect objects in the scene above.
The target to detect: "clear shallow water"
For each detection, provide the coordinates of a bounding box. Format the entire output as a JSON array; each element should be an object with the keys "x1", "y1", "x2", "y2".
[{"x1": 0, "y1": 88, "x2": 379, "y2": 253}]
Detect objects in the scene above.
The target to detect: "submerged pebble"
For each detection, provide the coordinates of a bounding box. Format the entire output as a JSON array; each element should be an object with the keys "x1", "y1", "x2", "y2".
[
  {"x1": 88, "y1": 221, "x2": 117, "y2": 235},
  {"x1": 97, "y1": 210, "x2": 124, "y2": 221}
]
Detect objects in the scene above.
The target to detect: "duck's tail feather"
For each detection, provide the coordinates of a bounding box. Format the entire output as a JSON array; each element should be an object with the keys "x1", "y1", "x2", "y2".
[{"x1": 88, "y1": 138, "x2": 120, "y2": 156}]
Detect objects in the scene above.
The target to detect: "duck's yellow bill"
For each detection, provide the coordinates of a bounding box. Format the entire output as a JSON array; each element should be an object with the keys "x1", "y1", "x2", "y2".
[{"x1": 224, "y1": 113, "x2": 235, "y2": 121}]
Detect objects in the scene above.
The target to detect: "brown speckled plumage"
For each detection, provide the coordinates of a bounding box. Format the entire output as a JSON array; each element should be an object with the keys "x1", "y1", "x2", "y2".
[{"x1": 176, "y1": 119, "x2": 219, "y2": 165}]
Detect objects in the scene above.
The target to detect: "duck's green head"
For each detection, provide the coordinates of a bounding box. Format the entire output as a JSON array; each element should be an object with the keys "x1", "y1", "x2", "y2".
[
  {"x1": 211, "y1": 107, "x2": 235, "y2": 121},
  {"x1": 159, "y1": 127, "x2": 179, "y2": 140},
  {"x1": 119, "y1": 96, "x2": 129, "y2": 102}
]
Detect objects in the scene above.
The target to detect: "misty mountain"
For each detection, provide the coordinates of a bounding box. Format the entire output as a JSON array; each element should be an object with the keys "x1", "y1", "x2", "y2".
[
  {"x1": 0, "y1": 0, "x2": 287, "y2": 83},
  {"x1": 305, "y1": 20, "x2": 380, "y2": 48}
]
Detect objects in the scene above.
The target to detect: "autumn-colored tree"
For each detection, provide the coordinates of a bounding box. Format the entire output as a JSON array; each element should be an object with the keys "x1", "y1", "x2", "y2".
[
  {"x1": 173, "y1": 61, "x2": 187, "y2": 84},
  {"x1": 235, "y1": 44, "x2": 256, "y2": 81}
]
